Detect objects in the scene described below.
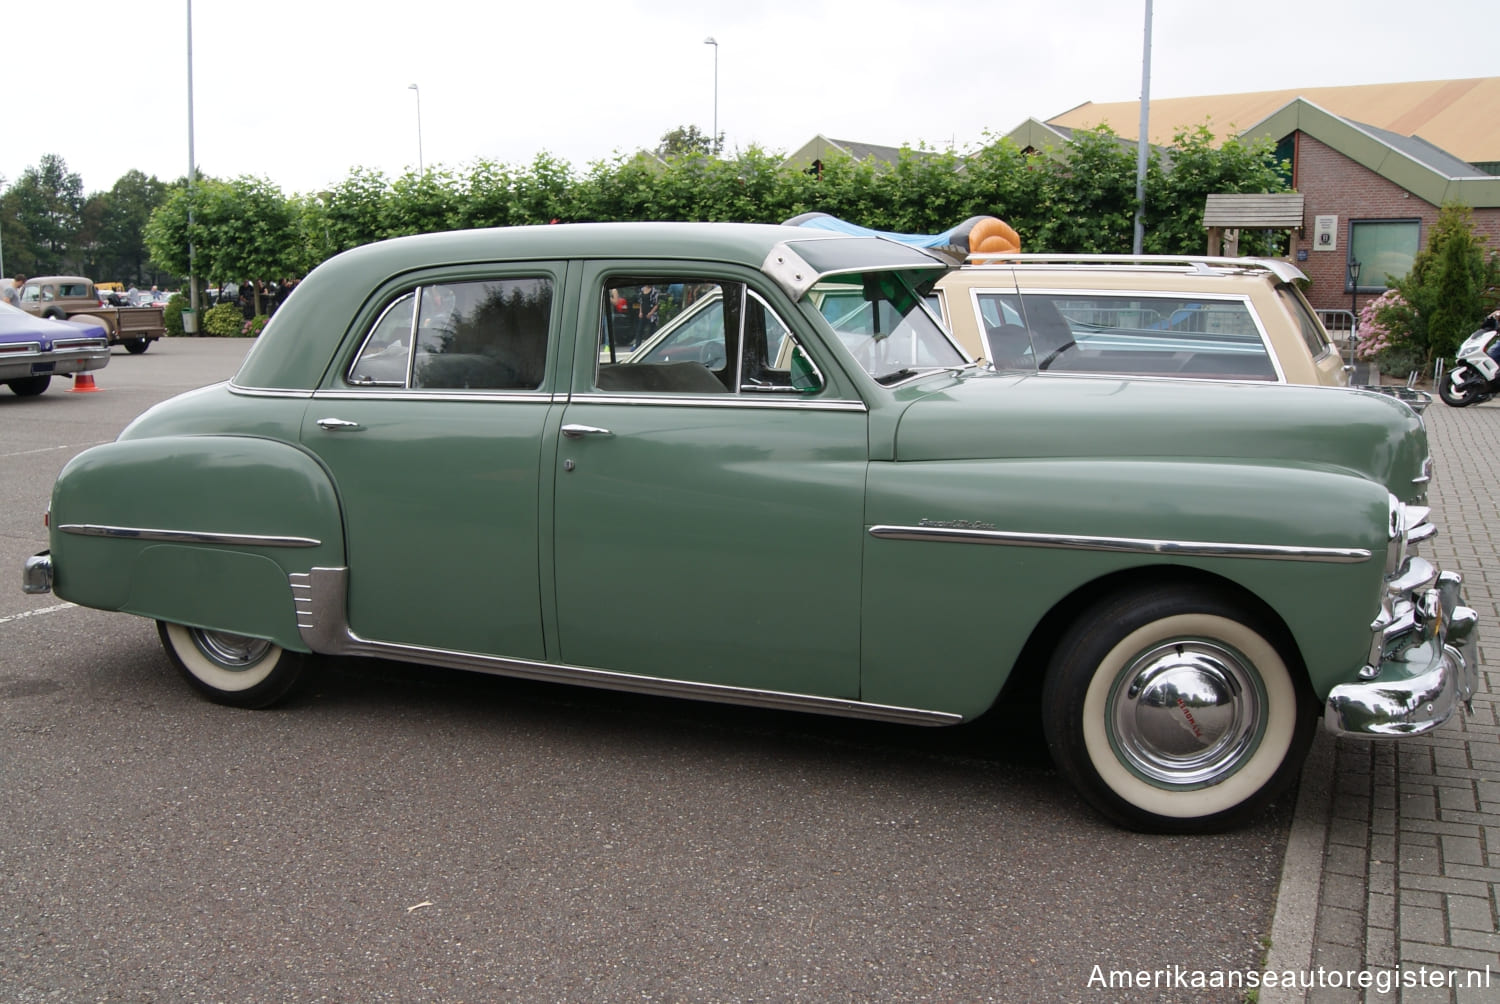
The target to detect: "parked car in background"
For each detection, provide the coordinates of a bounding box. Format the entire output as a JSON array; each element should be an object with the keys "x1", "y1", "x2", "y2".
[
  {"x1": 17, "y1": 275, "x2": 166, "y2": 354},
  {"x1": 0, "y1": 301, "x2": 110, "y2": 396},
  {"x1": 933, "y1": 255, "x2": 1350, "y2": 386},
  {"x1": 22, "y1": 222, "x2": 1477, "y2": 833}
]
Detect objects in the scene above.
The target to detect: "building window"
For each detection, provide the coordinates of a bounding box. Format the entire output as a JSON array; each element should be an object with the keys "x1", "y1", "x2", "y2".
[{"x1": 1348, "y1": 219, "x2": 1421, "y2": 292}]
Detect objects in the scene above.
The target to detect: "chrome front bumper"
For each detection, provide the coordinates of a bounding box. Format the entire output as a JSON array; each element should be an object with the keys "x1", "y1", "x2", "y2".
[
  {"x1": 1326, "y1": 564, "x2": 1480, "y2": 737},
  {"x1": 22, "y1": 550, "x2": 53, "y2": 595}
]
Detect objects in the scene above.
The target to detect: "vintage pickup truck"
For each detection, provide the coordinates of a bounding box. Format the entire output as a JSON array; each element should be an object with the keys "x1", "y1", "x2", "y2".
[
  {"x1": 21, "y1": 222, "x2": 1480, "y2": 832},
  {"x1": 18, "y1": 275, "x2": 166, "y2": 354}
]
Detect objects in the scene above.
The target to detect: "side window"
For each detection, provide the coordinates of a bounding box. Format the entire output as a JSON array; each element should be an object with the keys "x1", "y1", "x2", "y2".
[
  {"x1": 1274, "y1": 283, "x2": 1334, "y2": 360},
  {"x1": 986, "y1": 291, "x2": 1278, "y2": 381},
  {"x1": 347, "y1": 278, "x2": 552, "y2": 390},
  {"x1": 596, "y1": 278, "x2": 821, "y2": 396}
]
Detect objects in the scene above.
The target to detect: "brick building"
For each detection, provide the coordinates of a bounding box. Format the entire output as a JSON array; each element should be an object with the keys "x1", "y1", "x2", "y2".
[{"x1": 1043, "y1": 78, "x2": 1500, "y2": 315}]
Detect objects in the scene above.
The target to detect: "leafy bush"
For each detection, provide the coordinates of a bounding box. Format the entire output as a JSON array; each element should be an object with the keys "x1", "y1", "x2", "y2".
[
  {"x1": 162, "y1": 293, "x2": 188, "y2": 336},
  {"x1": 1382, "y1": 203, "x2": 1500, "y2": 368},
  {"x1": 202, "y1": 302, "x2": 244, "y2": 337},
  {"x1": 241, "y1": 315, "x2": 270, "y2": 338}
]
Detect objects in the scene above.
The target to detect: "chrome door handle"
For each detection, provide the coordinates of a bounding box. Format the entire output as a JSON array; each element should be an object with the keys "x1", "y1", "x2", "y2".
[
  {"x1": 316, "y1": 418, "x2": 363, "y2": 431},
  {"x1": 561, "y1": 424, "x2": 613, "y2": 439}
]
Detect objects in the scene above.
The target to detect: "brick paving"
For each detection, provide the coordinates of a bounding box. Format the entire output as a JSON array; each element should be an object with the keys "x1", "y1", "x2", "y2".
[{"x1": 1300, "y1": 399, "x2": 1500, "y2": 1003}]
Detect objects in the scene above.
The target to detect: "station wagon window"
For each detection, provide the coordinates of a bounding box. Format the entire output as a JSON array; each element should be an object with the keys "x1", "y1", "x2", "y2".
[
  {"x1": 595, "y1": 278, "x2": 822, "y2": 395},
  {"x1": 346, "y1": 278, "x2": 552, "y2": 390},
  {"x1": 1273, "y1": 283, "x2": 1334, "y2": 360},
  {"x1": 973, "y1": 290, "x2": 1278, "y2": 381}
]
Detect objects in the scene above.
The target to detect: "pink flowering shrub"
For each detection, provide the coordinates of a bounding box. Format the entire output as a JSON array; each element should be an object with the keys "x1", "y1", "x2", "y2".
[{"x1": 1354, "y1": 290, "x2": 1406, "y2": 361}]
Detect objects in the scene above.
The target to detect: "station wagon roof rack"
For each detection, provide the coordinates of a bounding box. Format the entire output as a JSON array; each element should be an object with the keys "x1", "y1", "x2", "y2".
[{"x1": 962, "y1": 253, "x2": 1306, "y2": 284}]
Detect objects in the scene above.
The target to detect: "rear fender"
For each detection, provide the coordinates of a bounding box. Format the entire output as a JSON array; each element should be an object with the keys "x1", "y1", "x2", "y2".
[{"x1": 49, "y1": 435, "x2": 345, "y2": 651}]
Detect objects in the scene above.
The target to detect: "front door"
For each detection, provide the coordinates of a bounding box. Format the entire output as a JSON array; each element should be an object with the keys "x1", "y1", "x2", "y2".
[{"x1": 552, "y1": 268, "x2": 867, "y2": 698}]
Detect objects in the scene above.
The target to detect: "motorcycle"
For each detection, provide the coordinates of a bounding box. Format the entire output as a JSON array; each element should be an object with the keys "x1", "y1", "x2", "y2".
[{"x1": 1439, "y1": 312, "x2": 1500, "y2": 407}]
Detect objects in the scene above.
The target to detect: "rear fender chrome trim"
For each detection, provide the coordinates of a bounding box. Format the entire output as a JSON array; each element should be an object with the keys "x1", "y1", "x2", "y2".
[
  {"x1": 869, "y1": 524, "x2": 1371, "y2": 564},
  {"x1": 289, "y1": 566, "x2": 959, "y2": 727},
  {"x1": 59, "y1": 524, "x2": 321, "y2": 548}
]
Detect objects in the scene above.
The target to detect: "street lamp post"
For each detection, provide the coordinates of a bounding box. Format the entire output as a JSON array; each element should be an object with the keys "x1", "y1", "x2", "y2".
[
  {"x1": 1348, "y1": 258, "x2": 1362, "y2": 370},
  {"x1": 408, "y1": 83, "x2": 424, "y2": 174},
  {"x1": 703, "y1": 37, "x2": 718, "y2": 155}
]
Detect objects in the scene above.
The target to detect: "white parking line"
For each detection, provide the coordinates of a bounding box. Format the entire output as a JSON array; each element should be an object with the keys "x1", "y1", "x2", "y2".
[
  {"x1": 0, "y1": 442, "x2": 111, "y2": 460},
  {"x1": 0, "y1": 603, "x2": 77, "y2": 625}
]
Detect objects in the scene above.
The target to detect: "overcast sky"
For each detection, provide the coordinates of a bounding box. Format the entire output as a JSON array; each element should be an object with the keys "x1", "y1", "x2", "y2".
[{"x1": 5, "y1": 0, "x2": 1491, "y2": 198}]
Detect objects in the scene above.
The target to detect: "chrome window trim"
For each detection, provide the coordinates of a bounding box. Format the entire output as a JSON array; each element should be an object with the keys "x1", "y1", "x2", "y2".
[
  {"x1": 59, "y1": 523, "x2": 321, "y2": 548},
  {"x1": 869, "y1": 524, "x2": 1371, "y2": 564},
  {"x1": 312, "y1": 389, "x2": 556, "y2": 404},
  {"x1": 568, "y1": 392, "x2": 867, "y2": 412},
  {"x1": 346, "y1": 289, "x2": 419, "y2": 388},
  {"x1": 228, "y1": 383, "x2": 315, "y2": 399},
  {"x1": 290, "y1": 567, "x2": 959, "y2": 727}
]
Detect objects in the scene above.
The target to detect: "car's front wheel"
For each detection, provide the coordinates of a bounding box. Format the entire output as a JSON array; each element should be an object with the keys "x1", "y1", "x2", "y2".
[
  {"x1": 1439, "y1": 364, "x2": 1484, "y2": 407},
  {"x1": 157, "y1": 621, "x2": 307, "y2": 708},
  {"x1": 1042, "y1": 585, "x2": 1314, "y2": 833}
]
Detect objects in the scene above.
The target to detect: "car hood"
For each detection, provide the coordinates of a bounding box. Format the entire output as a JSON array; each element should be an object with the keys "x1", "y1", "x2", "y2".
[{"x1": 894, "y1": 372, "x2": 1429, "y2": 501}]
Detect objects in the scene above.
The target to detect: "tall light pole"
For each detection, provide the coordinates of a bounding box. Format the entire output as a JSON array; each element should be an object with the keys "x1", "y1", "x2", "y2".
[
  {"x1": 703, "y1": 37, "x2": 718, "y2": 155},
  {"x1": 187, "y1": 0, "x2": 199, "y2": 330},
  {"x1": 1132, "y1": 0, "x2": 1152, "y2": 255},
  {"x1": 408, "y1": 83, "x2": 424, "y2": 174}
]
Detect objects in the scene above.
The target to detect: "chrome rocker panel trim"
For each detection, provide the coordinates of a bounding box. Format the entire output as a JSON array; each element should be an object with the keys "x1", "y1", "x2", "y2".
[
  {"x1": 59, "y1": 523, "x2": 321, "y2": 548},
  {"x1": 869, "y1": 525, "x2": 1372, "y2": 564},
  {"x1": 1326, "y1": 570, "x2": 1479, "y2": 737},
  {"x1": 290, "y1": 567, "x2": 960, "y2": 727}
]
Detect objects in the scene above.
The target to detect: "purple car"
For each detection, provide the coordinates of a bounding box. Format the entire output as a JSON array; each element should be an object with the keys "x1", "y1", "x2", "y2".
[{"x1": 0, "y1": 301, "x2": 111, "y2": 397}]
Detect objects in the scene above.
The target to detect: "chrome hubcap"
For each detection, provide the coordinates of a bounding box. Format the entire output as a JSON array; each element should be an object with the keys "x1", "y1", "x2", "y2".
[
  {"x1": 190, "y1": 629, "x2": 273, "y2": 670},
  {"x1": 1108, "y1": 640, "x2": 1261, "y2": 788}
]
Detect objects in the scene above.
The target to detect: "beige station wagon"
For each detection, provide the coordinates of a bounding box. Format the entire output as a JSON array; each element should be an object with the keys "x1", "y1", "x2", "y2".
[{"x1": 932, "y1": 255, "x2": 1350, "y2": 387}]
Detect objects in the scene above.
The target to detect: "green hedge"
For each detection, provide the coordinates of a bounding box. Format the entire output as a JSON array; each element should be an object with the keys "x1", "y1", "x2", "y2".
[
  {"x1": 162, "y1": 293, "x2": 188, "y2": 336},
  {"x1": 202, "y1": 303, "x2": 244, "y2": 337}
]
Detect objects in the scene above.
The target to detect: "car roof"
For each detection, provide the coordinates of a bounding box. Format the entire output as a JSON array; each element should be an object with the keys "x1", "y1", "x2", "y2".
[
  {"x1": 235, "y1": 221, "x2": 953, "y2": 391},
  {"x1": 949, "y1": 254, "x2": 1305, "y2": 286}
]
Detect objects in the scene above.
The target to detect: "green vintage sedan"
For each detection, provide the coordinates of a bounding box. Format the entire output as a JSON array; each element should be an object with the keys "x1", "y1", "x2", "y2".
[{"x1": 21, "y1": 223, "x2": 1479, "y2": 832}]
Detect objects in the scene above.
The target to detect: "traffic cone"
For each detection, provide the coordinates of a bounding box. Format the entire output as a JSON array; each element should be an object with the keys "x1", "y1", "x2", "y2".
[{"x1": 70, "y1": 372, "x2": 101, "y2": 393}]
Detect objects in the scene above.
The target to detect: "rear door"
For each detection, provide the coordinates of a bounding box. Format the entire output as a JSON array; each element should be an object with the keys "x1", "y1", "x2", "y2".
[{"x1": 299, "y1": 266, "x2": 562, "y2": 659}]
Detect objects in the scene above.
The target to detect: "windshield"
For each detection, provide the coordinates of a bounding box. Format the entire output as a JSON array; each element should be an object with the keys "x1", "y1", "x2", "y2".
[{"x1": 812, "y1": 272, "x2": 969, "y2": 383}]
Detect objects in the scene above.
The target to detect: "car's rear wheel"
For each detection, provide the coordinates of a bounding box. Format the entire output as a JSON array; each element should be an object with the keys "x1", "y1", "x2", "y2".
[
  {"x1": 1041, "y1": 584, "x2": 1314, "y2": 833},
  {"x1": 7, "y1": 376, "x2": 51, "y2": 397},
  {"x1": 123, "y1": 337, "x2": 150, "y2": 354},
  {"x1": 157, "y1": 621, "x2": 307, "y2": 708}
]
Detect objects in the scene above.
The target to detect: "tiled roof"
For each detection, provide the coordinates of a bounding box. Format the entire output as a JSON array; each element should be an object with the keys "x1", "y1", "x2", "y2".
[{"x1": 1045, "y1": 77, "x2": 1500, "y2": 165}]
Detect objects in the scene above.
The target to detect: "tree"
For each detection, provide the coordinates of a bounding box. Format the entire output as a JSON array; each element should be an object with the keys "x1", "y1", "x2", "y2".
[
  {"x1": 1146, "y1": 125, "x2": 1289, "y2": 256},
  {"x1": 7, "y1": 154, "x2": 85, "y2": 274},
  {"x1": 655, "y1": 125, "x2": 722, "y2": 159},
  {"x1": 146, "y1": 175, "x2": 302, "y2": 311},
  {"x1": 1384, "y1": 203, "x2": 1500, "y2": 365}
]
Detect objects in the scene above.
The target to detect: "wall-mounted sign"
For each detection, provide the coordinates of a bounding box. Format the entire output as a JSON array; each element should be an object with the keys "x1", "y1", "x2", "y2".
[
  {"x1": 1296, "y1": 249, "x2": 1308, "y2": 261},
  {"x1": 1313, "y1": 215, "x2": 1338, "y2": 251}
]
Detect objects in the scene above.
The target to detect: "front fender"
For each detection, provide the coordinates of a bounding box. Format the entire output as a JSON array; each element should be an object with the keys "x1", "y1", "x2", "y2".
[
  {"x1": 49, "y1": 435, "x2": 345, "y2": 651},
  {"x1": 860, "y1": 458, "x2": 1391, "y2": 716}
]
